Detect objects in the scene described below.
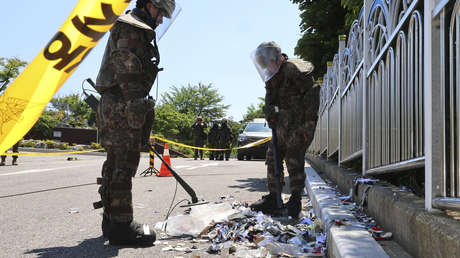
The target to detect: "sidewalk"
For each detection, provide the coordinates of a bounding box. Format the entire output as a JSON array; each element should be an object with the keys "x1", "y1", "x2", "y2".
[{"x1": 306, "y1": 153, "x2": 460, "y2": 258}]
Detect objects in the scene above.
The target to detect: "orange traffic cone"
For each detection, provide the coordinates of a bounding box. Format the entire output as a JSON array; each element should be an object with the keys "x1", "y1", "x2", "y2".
[{"x1": 157, "y1": 143, "x2": 173, "y2": 177}]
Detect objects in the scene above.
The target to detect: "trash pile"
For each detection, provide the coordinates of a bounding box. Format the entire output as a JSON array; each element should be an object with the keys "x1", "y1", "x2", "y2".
[
  {"x1": 154, "y1": 197, "x2": 327, "y2": 257},
  {"x1": 328, "y1": 177, "x2": 393, "y2": 242}
]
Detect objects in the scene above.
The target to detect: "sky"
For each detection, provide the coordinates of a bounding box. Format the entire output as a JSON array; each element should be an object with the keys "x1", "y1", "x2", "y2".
[{"x1": 0, "y1": 0, "x2": 302, "y2": 121}]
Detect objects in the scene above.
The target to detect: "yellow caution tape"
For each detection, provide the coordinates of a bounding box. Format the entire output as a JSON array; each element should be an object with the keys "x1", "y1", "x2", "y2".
[
  {"x1": 0, "y1": 0, "x2": 130, "y2": 154},
  {"x1": 0, "y1": 148, "x2": 104, "y2": 156},
  {"x1": 152, "y1": 136, "x2": 272, "y2": 151}
]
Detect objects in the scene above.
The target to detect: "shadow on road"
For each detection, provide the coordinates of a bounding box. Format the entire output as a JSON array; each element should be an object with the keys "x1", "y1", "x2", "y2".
[
  {"x1": 229, "y1": 176, "x2": 290, "y2": 194},
  {"x1": 24, "y1": 236, "x2": 121, "y2": 258}
]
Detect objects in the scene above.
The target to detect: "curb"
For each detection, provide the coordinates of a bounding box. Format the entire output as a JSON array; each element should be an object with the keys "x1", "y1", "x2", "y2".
[
  {"x1": 306, "y1": 153, "x2": 460, "y2": 258},
  {"x1": 305, "y1": 166, "x2": 389, "y2": 258}
]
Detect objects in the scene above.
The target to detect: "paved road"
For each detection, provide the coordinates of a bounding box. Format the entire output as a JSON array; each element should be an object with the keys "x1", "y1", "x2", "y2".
[{"x1": 0, "y1": 153, "x2": 271, "y2": 257}]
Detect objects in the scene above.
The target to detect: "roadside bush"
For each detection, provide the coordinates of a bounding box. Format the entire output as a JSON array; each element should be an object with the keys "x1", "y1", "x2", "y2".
[
  {"x1": 90, "y1": 142, "x2": 102, "y2": 149},
  {"x1": 34, "y1": 141, "x2": 46, "y2": 148},
  {"x1": 58, "y1": 142, "x2": 69, "y2": 150},
  {"x1": 20, "y1": 139, "x2": 35, "y2": 148},
  {"x1": 45, "y1": 140, "x2": 56, "y2": 149}
]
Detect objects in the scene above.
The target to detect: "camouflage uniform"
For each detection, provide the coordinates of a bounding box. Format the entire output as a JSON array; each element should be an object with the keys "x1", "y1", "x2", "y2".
[
  {"x1": 264, "y1": 59, "x2": 319, "y2": 194},
  {"x1": 191, "y1": 120, "x2": 207, "y2": 159},
  {"x1": 218, "y1": 121, "x2": 233, "y2": 160},
  {"x1": 94, "y1": 17, "x2": 158, "y2": 224},
  {"x1": 207, "y1": 123, "x2": 219, "y2": 160}
]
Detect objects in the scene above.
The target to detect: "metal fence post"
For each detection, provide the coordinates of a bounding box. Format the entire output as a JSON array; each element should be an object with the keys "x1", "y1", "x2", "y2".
[
  {"x1": 362, "y1": 0, "x2": 370, "y2": 175},
  {"x1": 326, "y1": 62, "x2": 333, "y2": 160},
  {"x1": 424, "y1": 0, "x2": 435, "y2": 211},
  {"x1": 338, "y1": 35, "x2": 346, "y2": 166}
]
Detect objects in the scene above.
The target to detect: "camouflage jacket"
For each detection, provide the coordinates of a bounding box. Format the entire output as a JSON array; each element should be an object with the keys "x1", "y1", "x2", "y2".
[
  {"x1": 95, "y1": 17, "x2": 159, "y2": 101},
  {"x1": 264, "y1": 59, "x2": 319, "y2": 129},
  {"x1": 192, "y1": 122, "x2": 207, "y2": 140},
  {"x1": 208, "y1": 125, "x2": 219, "y2": 144},
  {"x1": 218, "y1": 124, "x2": 233, "y2": 144}
]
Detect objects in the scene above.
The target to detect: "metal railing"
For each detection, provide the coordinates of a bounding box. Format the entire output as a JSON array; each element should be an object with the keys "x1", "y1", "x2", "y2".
[
  {"x1": 309, "y1": 0, "x2": 425, "y2": 173},
  {"x1": 429, "y1": 0, "x2": 460, "y2": 211},
  {"x1": 307, "y1": 0, "x2": 460, "y2": 211},
  {"x1": 328, "y1": 59, "x2": 340, "y2": 158}
]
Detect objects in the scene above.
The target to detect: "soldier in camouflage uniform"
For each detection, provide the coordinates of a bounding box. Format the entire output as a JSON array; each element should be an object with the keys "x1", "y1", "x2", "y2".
[
  {"x1": 191, "y1": 116, "x2": 207, "y2": 160},
  {"x1": 217, "y1": 119, "x2": 233, "y2": 161},
  {"x1": 207, "y1": 122, "x2": 220, "y2": 160},
  {"x1": 250, "y1": 42, "x2": 319, "y2": 218},
  {"x1": 93, "y1": 0, "x2": 176, "y2": 246}
]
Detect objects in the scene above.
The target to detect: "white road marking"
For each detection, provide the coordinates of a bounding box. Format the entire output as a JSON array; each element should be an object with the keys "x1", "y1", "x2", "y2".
[
  {"x1": 173, "y1": 165, "x2": 192, "y2": 169},
  {"x1": 185, "y1": 163, "x2": 219, "y2": 170},
  {"x1": 0, "y1": 165, "x2": 89, "y2": 177}
]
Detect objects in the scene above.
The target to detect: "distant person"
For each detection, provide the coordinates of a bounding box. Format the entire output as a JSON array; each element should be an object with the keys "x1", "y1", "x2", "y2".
[
  {"x1": 249, "y1": 42, "x2": 319, "y2": 218},
  {"x1": 0, "y1": 141, "x2": 19, "y2": 166},
  {"x1": 191, "y1": 116, "x2": 207, "y2": 160},
  {"x1": 218, "y1": 119, "x2": 233, "y2": 161},
  {"x1": 207, "y1": 122, "x2": 220, "y2": 160}
]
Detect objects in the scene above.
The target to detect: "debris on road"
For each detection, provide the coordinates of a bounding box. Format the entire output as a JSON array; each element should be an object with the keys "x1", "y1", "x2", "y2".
[
  {"x1": 68, "y1": 208, "x2": 80, "y2": 214},
  {"x1": 154, "y1": 197, "x2": 327, "y2": 257}
]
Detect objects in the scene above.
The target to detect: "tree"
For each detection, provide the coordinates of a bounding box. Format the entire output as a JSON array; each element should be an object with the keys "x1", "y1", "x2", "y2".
[
  {"x1": 152, "y1": 103, "x2": 194, "y2": 142},
  {"x1": 0, "y1": 57, "x2": 27, "y2": 93},
  {"x1": 289, "y1": 0, "x2": 362, "y2": 79},
  {"x1": 241, "y1": 97, "x2": 265, "y2": 124},
  {"x1": 341, "y1": 0, "x2": 362, "y2": 28},
  {"x1": 161, "y1": 83, "x2": 230, "y2": 121},
  {"x1": 49, "y1": 94, "x2": 97, "y2": 128},
  {"x1": 27, "y1": 110, "x2": 61, "y2": 139}
]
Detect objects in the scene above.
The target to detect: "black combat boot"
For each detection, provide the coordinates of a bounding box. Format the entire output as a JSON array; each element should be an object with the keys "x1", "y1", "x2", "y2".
[
  {"x1": 285, "y1": 192, "x2": 302, "y2": 218},
  {"x1": 250, "y1": 192, "x2": 278, "y2": 214},
  {"x1": 12, "y1": 157, "x2": 18, "y2": 166},
  {"x1": 108, "y1": 220, "x2": 156, "y2": 246}
]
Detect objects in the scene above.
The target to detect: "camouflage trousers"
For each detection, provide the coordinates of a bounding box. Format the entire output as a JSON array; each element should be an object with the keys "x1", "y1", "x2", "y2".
[
  {"x1": 194, "y1": 137, "x2": 205, "y2": 159},
  {"x1": 218, "y1": 143, "x2": 231, "y2": 159},
  {"x1": 97, "y1": 95, "x2": 150, "y2": 223},
  {"x1": 265, "y1": 120, "x2": 317, "y2": 194}
]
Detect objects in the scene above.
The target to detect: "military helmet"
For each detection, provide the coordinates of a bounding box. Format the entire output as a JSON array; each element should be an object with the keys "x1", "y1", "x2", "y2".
[
  {"x1": 151, "y1": 0, "x2": 175, "y2": 18},
  {"x1": 254, "y1": 42, "x2": 281, "y2": 68}
]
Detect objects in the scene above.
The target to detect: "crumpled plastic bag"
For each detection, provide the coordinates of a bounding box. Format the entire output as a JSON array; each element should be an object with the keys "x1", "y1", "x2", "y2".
[{"x1": 156, "y1": 202, "x2": 242, "y2": 237}]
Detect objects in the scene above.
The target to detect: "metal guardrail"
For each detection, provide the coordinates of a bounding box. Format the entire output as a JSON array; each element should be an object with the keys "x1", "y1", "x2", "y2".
[
  {"x1": 429, "y1": 0, "x2": 460, "y2": 210},
  {"x1": 309, "y1": 0, "x2": 425, "y2": 173},
  {"x1": 307, "y1": 0, "x2": 460, "y2": 211}
]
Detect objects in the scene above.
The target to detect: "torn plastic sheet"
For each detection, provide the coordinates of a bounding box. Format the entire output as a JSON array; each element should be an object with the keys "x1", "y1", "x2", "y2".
[{"x1": 156, "y1": 202, "x2": 241, "y2": 237}]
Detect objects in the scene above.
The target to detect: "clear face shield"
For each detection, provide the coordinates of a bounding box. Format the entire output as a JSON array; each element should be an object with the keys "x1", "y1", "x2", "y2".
[
  {"x1": 155, "y1": 4, "x2": 182, "y2": 41},
  {"x1": 250, "y1": 45, "x2": 282, "y2": 82}
]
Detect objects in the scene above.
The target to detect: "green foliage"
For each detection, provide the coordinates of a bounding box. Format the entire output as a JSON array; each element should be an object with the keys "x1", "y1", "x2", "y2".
[
  {"x1": 58, "y1": 142, "x2": 70, "y2": 150},
  {"x1": 0, "y1": 57, "x2": 27, "y2": 93},
  {"x1": 90, "y1": 142, "x2": 102, "y2": 149},
  {"x1": 49, "y1": 94, "x2": 97, "y2": 128},
  {"x1": 161, "y1": 83, "x2": 230, "y2": 121},
  {"x1": 152, "y1": 103, "x2": 194, "y2": 144},
  {"x1": 289, "y1": 0, "x2": 362, "y2": 79},
  {"x1": 44, "y1": 140, "x2": 56, "y2": 149},
  {"x1": 20, "y1": 139, "x2": 35, "y2": 148},
  {"x1": 27, "y1": 111, "x2": 60, "y2": 139},
  {"x1": 154, "y1": 83, "x2": 232, "y2": 146},
  {"x1": 289, "y1": 0, "x2": 347, "y2": 78},
  {"x1": 241, "y1": 97, "x2": 265, "y2": 125},
  {"x1": 341, "y1": 0, "x2": 362, "y2": 28}
]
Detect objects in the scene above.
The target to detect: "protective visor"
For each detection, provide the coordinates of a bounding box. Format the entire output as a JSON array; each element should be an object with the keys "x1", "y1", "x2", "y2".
[
  {"x1": 156, "y1": 4, "x2": 182, "y2": 41},
  {"x1": 250, "y1": 46, "x2": 281, "y2": 82}
]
